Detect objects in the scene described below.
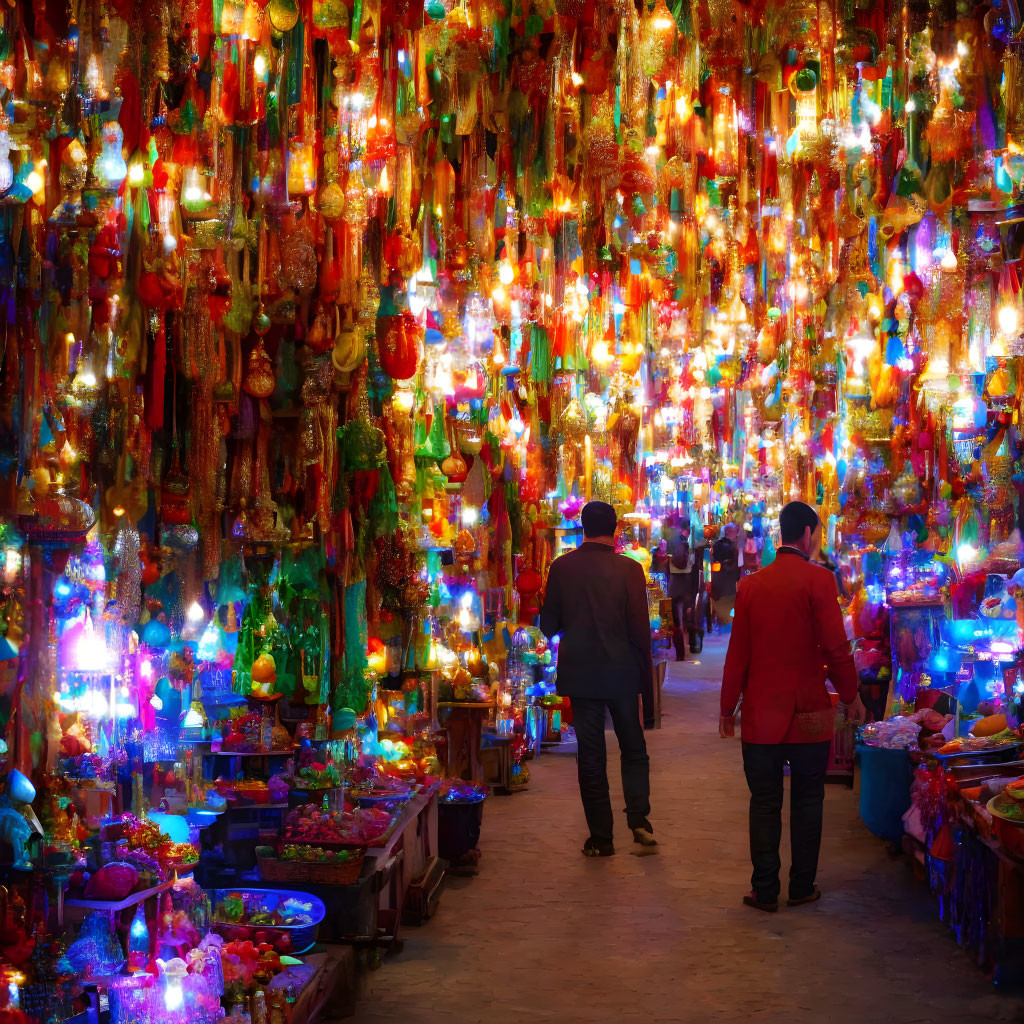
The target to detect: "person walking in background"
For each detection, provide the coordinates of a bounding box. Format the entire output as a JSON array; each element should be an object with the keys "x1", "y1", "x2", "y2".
[
  {"x1": 540, "y1": 500, "x2": 658, "y2": 857},
  {"x1": 651, "y1": 537, "x2": 670, "y2": 576},
  {"x1": 711, "y1": 522, "x2": 741, "y2": 626},
  {"x1": 668, "y1": 522, "x2": 696, "y2": 660},
  {"x1": 817, "y1": 545, "x2": 850, "y2": 600},
  {"x1": 720, "y1": 501, "x2": 866, "y2": 912},
  {"x1": 741, "y1": 523, "x2": 761, "y2": 576}
]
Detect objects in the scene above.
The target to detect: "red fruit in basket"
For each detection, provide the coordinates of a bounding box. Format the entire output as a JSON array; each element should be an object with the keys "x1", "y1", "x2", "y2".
[
  {"x1": 275, "y1": 933, "x2": 293, "y2": 954},
  {"x1": 252, "y1": 930, "x2": 269, "y2": 944}
]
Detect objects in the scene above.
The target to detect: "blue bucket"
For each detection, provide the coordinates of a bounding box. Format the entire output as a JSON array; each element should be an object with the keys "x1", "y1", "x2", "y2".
[{"x1": 856, "y1": 744, "x2": 913, "y2": 842}]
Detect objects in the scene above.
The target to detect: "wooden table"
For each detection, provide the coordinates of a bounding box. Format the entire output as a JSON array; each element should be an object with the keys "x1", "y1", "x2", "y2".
[
  {"x1": 268, "y1": 948, "x2": 358, "y2": 1021},
  {"x1": 247, "y1": 785, "x2": 440, "y2": 951},
  {"x1": 365, "y1": 783, "x2": 440, "y2": 931}
]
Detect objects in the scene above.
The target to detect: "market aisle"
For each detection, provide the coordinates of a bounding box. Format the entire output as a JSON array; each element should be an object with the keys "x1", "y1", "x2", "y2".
[{"x1": 355, "y1": 637, "x2": 1024, "y2": 1024}]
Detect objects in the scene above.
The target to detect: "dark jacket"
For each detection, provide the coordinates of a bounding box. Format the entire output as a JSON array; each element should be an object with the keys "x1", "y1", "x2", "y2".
[
  {"x1": 721, "y1": 549, "x2": 858, "y2": 743},
  {"x1": 540, "y1": 542, "x2": 655, "y2": 713}
]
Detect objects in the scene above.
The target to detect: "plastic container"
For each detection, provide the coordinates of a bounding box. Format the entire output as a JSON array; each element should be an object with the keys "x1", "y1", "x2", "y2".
[
  {"x1": 438, "y1": 799, "x2": 485, "y2": 861},
  {"x1": 857, "y1": 744, "x2": 913, "y2": 842},
  {"x1": 210, "y1": 887, "x2": 326, "y2": 951}
]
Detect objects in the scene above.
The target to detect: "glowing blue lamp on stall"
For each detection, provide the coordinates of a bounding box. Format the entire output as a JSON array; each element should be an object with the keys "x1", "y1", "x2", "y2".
[{"x1": 127, "y1": 906, "x2": 149, "y2": 971}]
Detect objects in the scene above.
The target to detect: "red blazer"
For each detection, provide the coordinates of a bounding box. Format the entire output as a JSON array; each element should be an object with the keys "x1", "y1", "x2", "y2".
[{"x1": 721, "y1": 549, "x2": 858, "y2": 744}]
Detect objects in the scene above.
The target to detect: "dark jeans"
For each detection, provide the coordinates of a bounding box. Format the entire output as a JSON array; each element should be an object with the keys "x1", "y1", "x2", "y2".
[
  {"x1": 572, "y1": 696, "x2": 651, "y2": 844},
  {"x1": 669, "y1": 575, "x2": 699, "y2": 658},
  {"x1": 741, "y1": 740, "x2": 831, "y2": 903}
]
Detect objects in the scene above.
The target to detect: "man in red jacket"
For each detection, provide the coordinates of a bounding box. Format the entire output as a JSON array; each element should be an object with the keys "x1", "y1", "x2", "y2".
[{"x1": 720, "y1": 501, "x2": 865, "y2": 912}]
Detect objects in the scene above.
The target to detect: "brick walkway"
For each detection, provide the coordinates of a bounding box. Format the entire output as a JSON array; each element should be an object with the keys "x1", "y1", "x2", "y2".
[{"x1": 358, "y1": 635, "x2": 1024, "y2": 1023}]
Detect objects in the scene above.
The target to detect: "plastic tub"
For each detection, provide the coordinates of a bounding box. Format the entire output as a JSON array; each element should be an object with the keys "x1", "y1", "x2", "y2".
[
  {"x1": 857, "y1": 744, "x2": 913, "y2": 842},
  {"x1": 210, "y1": 887, "x2": 326, "y2": 953},
  {"x1": 438, "y1": 799, "x2": 485, "y2": 861}
]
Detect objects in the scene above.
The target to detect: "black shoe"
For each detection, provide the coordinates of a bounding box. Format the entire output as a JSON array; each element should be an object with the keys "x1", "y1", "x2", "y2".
[{"x1": 582, "y1": 838, "x2": 615, "y2": 857}]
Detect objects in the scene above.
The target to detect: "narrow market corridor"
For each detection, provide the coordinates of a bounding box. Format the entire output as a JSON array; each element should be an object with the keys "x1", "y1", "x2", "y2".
[{"x1": 356, "y1": 636, "x2": 1024, "y2": 1024}]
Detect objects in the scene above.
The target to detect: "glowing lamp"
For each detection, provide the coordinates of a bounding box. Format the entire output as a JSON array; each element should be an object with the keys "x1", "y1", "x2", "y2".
[
  {"x1": 998, "y1": 305, "x2": 1018, "y2": 335},
  {"x1": 75, "y1": 624, "x2": 110, "y2": 673},
  {"x1": 128, "y1": 905, "x2": 149, "y2": 969},
  {"x1": 158, "y1": 958, "x2": 187, "y2": 1012}
]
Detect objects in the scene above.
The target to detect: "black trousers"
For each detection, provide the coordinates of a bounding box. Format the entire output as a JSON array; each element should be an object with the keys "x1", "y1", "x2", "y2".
[
  {"x1": 741, "y1": 740, "x2": 831, "y2": 903},
  {"x1": 572, "y1": 695, "x2": 651, "y2": 844}
]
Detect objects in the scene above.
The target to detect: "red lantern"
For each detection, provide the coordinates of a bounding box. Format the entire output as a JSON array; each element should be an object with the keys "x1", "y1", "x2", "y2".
[{"x1": 376, "y1": 313, "x2": 423, "y2": 380}]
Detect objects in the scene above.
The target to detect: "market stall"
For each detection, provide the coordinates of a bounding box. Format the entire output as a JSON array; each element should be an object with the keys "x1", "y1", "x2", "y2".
[{"x1": 3, "y1": 0, "x2": 1024, "y2": 1013}]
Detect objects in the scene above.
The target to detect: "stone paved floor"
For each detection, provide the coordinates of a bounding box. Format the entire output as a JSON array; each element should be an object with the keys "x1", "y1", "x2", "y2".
[{"x1": 357, "y1": 636, "x2": 1024, "y2": 1024}]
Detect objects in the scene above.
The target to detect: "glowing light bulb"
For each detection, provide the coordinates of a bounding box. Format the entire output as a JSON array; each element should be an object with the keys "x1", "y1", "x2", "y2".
[
  {"x1": 127, "y1": 160, "x2": 144, "y2": 185},
  {"x1": 498, "y1": 261, "x2": 514, "y2": 286},
  {"x1": 253, "y1": 53, "x2": 267, "y2": 77},
  {"x1": 187, "y1": 600, "x2": 205, "y2": 623},
  {"x1": 25, "y1": 169, "x2": 44, "y2": 194},
  {"x1": 941, "y1": 250, "x2": 958, "y2": 272},
  {"x1": 998, "y1": 305, "x2": 1018, "y2": 335}
]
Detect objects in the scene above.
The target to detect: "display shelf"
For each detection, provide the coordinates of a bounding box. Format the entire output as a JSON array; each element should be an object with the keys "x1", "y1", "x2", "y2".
[
  {"x1": 224, "y1": 802, "x2": 290, "y2": 811},
  {"x1": 207, "y1": 749, "x2": 294, "y2": 757},
  {"x1": 65, "y1": 878, "x2": 173, "y2": 912},
  {"x1": 189, "y1": 743, "x2": 295, "y2": 756}
]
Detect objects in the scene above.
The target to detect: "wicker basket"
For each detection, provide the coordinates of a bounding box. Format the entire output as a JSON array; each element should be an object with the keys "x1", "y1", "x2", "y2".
[{"x1": 256, "y1": 846, "x2": 366, "y2": 886}]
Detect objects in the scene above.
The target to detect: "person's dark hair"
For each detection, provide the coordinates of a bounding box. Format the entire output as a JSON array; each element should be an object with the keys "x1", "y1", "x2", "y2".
[
  {"x1": 779, "y1": 501, "x2": 820, "y2": 544},
  {"x1": 581, "y1": 500, "x2": 617, "y2": 538}
]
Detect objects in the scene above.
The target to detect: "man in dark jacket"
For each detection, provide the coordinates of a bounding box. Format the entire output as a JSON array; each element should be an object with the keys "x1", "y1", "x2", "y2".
[{"x1": 540, "y1": 501, "x2": 657, "y2": 857}]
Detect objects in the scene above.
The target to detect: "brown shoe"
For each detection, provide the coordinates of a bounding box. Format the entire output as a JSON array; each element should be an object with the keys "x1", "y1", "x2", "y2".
[
  {"x1": 632, "y1": 827, "x2": 658, "y2": 847},
  {"x1": 787, "y1": 887, "x2": 821, "y2": 907},
  {"x1": 743, "y1": 893, "x2": 779, "y2": 913}
]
